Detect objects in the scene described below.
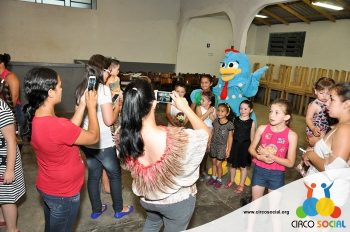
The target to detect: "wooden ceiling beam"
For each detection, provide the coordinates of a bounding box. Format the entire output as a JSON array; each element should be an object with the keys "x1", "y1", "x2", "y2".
[
  {"x1": 336, "y1": 0, "x2": 350, "y2": 12},
  {"x1": 303, "y1": 0, "x2": 336, "y2": 22},
  {"x1": 278, "y1": 3, "x2": 310, "y2": 24},
  {"x1": 262, "y1": 9, "x2": 289, "y2": 25},
  {"x1": 254, "y1": 17, "x2": 271, "y2": 26}
]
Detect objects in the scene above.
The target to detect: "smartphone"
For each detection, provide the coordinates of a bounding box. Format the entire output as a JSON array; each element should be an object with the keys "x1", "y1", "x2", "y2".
[
  {"x1": 155, "y1": 91, "x2": 172, "y2": 103},
  {"x1": 87, "y1": 76, "x2": 96, "y2": 91},
  {"x1": 112, "y1": 94, "x2": 119, "y2": 103}
]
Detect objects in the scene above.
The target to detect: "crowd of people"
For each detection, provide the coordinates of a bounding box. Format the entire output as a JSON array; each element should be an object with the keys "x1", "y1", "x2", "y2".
[{"x1": 0, "y1": 52, "x2": 350, "y2": 232}]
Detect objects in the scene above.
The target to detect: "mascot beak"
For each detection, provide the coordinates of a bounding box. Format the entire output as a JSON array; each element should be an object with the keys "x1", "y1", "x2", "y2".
[{"x1": 220, "y1": 67, "x2": 241, "y2": 82}]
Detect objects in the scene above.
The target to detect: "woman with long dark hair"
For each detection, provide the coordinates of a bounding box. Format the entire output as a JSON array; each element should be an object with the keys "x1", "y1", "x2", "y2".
[
  {"x1": 303, "y1": 82, "x2": 350, "y2": 206},
  {"x1": 23, "y1": 67, "x2": 99, "y2": 232},
  {"x1": 75, "y1": 55, "x2": 132, "y2": 219},
  {"x1": 120, "y1": 78, "x2": 211, "y2": 231}
]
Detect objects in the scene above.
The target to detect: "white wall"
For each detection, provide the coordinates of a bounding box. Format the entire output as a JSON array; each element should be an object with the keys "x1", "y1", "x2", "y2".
[
  {"x1": 176, "y1": 14, "x2": 233, "y2": 75},
  {"x1": 0, "y1": 0, "x2": 180, "y2": 63},
  {"x1": 176, "y1": 0, "x2": 291, "y2": 74},
  {"x1": 247, "y1": 19, "x2": 350, "y2": 71}
]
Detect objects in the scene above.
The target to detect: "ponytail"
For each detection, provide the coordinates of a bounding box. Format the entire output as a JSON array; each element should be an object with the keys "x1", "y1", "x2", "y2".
[
  {"x1": 0, "y1": 79, "x2": 16, "y2": 125},
  {"x1": 23, "y1": 67, "x2": 59, "y2": 137},
  {"x1": 120, "y1": 79, "x2": 155, "y2": 159},
  {"x1": 0, "y1": 53, "x2": 11, "y2": 68}
]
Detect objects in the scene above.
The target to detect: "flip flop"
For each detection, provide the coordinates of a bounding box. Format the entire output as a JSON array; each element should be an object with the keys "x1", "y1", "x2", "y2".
[
  {"x1": 114, "y1": 205, "x2": 134, "y2": 219},
  {"x1": 90, "y1": 204, "x2": 108, "y2": 219},
  {"x1": 234, "y1": 185, "x2": 245, "y2": 194},
  {"x1": 224, "y1": 181, "x2": 234, "y2": 189}
]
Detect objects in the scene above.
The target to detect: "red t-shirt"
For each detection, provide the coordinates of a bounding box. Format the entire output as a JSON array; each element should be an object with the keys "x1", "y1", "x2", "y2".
[{"x1": 31, "y1": 116, "x2": 84, "y2": 197}]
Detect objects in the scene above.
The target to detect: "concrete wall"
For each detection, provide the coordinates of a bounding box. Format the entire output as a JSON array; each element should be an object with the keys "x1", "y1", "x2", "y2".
[
  {"x1": 0, "y1": 0, "x2": 180, "y2": 64},
  {"x1": 247, "y1": 19, "x2": 350, "y2": 71},
  {"x1": 176, "y1": 0, "x2": 290, "y2": 74},
  {"x1": 11, "y1": 62, "x2": 85, "y2": 113},
  {"x1": 176, "y1": 14, "x2": 233, "y2": 75}
]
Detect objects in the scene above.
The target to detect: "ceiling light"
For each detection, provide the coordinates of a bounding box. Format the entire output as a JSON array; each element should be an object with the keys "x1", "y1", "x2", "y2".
[
  {"x1": 255, "y1": 14, "x2": 268, "y2": 18},
  {"x1": 312, "y1": 1, "x2": 344, "y2": 11}
]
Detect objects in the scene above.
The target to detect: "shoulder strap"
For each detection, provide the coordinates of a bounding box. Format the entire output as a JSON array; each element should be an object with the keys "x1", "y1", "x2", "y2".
[{"x1": 324, "y1": 127, "x2": 337, "y2": 142}]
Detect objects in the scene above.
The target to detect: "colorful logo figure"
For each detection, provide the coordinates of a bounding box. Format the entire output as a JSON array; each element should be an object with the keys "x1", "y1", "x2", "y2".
[{"x1": 296, "y1": 182, "x2": 341, "y2": 219}]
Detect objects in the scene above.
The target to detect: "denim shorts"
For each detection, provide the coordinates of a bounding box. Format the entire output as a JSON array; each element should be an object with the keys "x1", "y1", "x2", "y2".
[{"x1": 252, "y1": 165, "x2": 285, "y2": 190}]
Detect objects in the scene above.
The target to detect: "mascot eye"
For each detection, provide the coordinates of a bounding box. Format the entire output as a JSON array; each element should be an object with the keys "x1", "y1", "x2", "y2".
[
  {"x1": 228, "y1": 62, "x2": 239, "y2": 68},
  {"x1": 220, "y1": 62, "x2": 225, "y2": 68}
]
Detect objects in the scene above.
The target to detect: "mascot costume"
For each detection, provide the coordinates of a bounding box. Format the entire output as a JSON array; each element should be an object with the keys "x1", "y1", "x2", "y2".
[
  {"x1": 213, "y1": 48, "x2": 268, "y2": 121},
  {"x1": 210, "y1": 48, "x2": 268, "y2": 183}
]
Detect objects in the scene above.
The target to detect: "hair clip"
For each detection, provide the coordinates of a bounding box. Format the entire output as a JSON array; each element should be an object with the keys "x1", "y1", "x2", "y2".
[{"x1": 225, "y1": 103, "x2": 230, "y2": 113}]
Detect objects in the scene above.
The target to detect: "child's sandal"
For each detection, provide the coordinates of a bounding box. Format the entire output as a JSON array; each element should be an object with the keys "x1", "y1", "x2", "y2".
[
  {"x1": 234, "y1": 185, "x2": 245, "y2": 194},
  {"x1": 224, "y1": 181, "x2": 234, "y2": 189}
]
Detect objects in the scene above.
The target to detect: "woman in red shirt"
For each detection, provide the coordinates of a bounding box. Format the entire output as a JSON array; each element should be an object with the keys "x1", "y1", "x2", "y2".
[{"x1": 23, "y1": 67, "x2": 100, "y2": 232}]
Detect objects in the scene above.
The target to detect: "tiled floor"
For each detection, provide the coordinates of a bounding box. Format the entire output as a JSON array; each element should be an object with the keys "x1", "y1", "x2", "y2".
[{"x1": 7, "y1": 103, "x2": 307, "y2": 232}]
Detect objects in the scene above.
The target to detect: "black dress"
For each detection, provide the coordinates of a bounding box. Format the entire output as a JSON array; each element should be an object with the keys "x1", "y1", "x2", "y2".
[{"x1": 229, "y1": 117, "x2": 253, "y2": 168}]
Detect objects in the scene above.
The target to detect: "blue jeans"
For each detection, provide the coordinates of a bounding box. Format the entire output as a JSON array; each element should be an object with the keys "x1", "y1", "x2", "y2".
[
  {"x1": 81, "y1": 146, "x2": 123, "y2": 213},
  {"x1": 38, "y1": 189, "x2": 80, "y2": 232}
]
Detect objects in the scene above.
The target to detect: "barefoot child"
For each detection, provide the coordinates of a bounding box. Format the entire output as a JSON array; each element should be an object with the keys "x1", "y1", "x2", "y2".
[
  {"x1": 305, "y1": 77, "x2": 335, "y2": 147},
  {"x1": 296, "y1": 77, "x2": 335, "y2": 176}
]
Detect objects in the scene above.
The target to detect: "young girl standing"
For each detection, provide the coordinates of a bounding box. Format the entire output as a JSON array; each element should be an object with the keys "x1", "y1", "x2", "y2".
[
  {"x1": 207, "y1": 103, "x2": 234, "y2": 188},
  {"x1": 196, "y1": 91, "x2": 216, "y2": 128},
  {"x1": 196, "y1": 91, "x2": 216, "y2": 180},
  {"x1": 166, "y1": 82, "x2": 189, "y2": 127},
  {"x1": 226, "y1": 100, "x2": 255, "y2": 193},
  {"x1": 190, "y1": 75, "x2": 216, "y2": 111},
  {"x1": 305, "y1": 77, "x2": 335, "y2": 146},
  {"x1": 248, "y1": 99, "x2": 297, "y2": 201}
]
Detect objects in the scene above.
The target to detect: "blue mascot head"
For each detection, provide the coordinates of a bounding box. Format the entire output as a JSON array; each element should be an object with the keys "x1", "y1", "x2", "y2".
[{"x1": 213, "y1": 48, "x2": 268, "y2": 122}]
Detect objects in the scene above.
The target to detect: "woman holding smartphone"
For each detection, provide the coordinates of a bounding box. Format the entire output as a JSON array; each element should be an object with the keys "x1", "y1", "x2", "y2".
[
  {"x1": 120, "y1": 79, "x2": 210, "y2": 231},
  {"x1": 24, "y1": 67, "x2": 99, "y2": 232},
  {"x1": 75, "y1": 55, "x2": 133, "y2": 220}
]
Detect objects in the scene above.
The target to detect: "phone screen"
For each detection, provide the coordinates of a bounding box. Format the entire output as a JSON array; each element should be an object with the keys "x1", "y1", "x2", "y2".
[
  {"x1": 87, "y1": 76, "x2": 96, "y2": 91},
  {"x1": 112, "y1": 94, "x2": 119, "y2": 103},
  {"x1": 156, "y1": 91, "x2": 172, "y2": 103}
]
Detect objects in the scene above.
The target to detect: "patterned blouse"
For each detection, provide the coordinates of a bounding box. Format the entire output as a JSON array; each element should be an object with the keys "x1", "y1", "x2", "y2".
[{"x1": 125, "y1": 127, "x2": 208, "y2": 204}]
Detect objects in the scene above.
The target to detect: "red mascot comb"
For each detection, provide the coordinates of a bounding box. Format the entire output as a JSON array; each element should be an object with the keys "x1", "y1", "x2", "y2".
[{"x1": 224, "y1": 48, "x2": 240, "y2": 53}]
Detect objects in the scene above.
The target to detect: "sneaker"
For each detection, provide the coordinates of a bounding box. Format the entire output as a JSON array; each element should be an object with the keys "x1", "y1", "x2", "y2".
[
  {"x1": 114, "y1": 205, "x2": 134, "y2": 219},
  {"x1": 204, "y1": 174, "x2": 211, "y2": 181},
  {"x1": 214, "y1": 180, "x2": 222, "y2": 189},
  {"x1": 91, "y1": 204, "x2": 107, "y2": 219},
  {"x1": 207, "y1": 178, "x2": 216, "y2": 186}
]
